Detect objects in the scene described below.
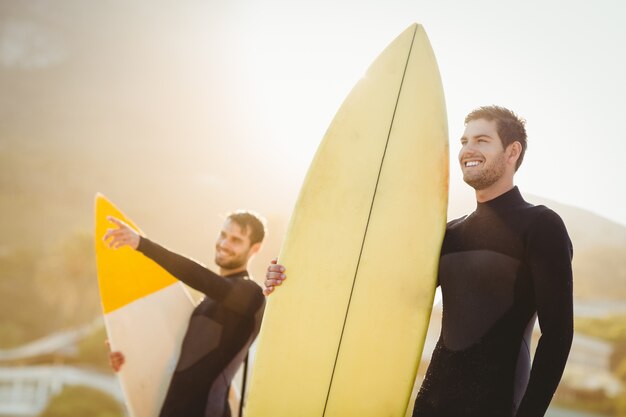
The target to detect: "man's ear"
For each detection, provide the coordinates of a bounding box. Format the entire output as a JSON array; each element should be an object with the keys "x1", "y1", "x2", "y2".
[
  {"x1": 249, "y1": 242, "x2": 262, "y2": 257},
  {"x1": 507, "y1": 141, "x2": 522, "y2": 166}
]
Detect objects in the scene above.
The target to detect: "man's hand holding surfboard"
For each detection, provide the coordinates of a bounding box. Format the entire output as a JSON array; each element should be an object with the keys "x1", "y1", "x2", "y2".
[
  {"x1": 263, "y1": 258, "x2": 285, "y2": 296},
  {"x1": 103, "y1": 216, "x2": 141, "y2": 250},
  {"x1": 105, "y1": 340, "x2": 125, "y2": 372},
  {"x1": 101, "y1": 215, "x2": 142, "y2": 374}
]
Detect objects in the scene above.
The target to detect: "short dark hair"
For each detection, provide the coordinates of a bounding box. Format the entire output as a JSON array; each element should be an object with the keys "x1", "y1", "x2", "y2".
[
  {"x1": 226, "y1": 210, "x2": 267, "y2": 245},
  {"x1": 465, "y1": 106, "x2": 527, "y2": 170}
]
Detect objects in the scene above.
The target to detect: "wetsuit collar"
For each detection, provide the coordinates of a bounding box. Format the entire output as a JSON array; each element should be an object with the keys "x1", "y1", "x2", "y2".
[
  {"x1": 223, "y1": 270, "x2": 250, "y2": 279},
  {"x1": 475, "y1": 186, "x2": 526, "y2": 214}
]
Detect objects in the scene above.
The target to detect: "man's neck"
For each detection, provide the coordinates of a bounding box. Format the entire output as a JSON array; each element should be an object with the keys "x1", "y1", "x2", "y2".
[
  {"x1": 219, "y1": 265, "x2": 248, "y2": 277},
  {"x1": 475, "y1": 180, "x2": 515, "y2": 203}
]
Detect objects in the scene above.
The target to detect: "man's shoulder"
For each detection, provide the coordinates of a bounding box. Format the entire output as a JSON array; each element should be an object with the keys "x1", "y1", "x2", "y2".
[
  {"x1": 446, "y1": 215, "x2": 468, "y2": 229},
  {"x1": 230, "y1": 273, "x2": 263, "y2": 290},
  {"x1": 223, "y1": 275, "x2": 265, "y2": 315},
  {"x1": 233, "y1": 275, "x2": 265, "y2": 301},
  {"x1": 525, "y1": 204, "x2": 566, "y2": 227},
  {"x1": 524, "y1": 204, "x2": 572, "y2": 248},
  {"x1": 242, "y1": 276, "x2": 264, "y2": 292},
  {"x1": 515, "y1": 188, "x2": 564, "y2": 223}
]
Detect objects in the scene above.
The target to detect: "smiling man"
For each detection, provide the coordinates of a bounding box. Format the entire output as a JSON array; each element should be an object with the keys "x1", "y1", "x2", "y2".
[
  {"x1": 104, "y1": 210, "x2": 267, "y2": 417},
  {"x1": 266, "y1": 106, "x2": 574, "y2": 417},
  {"x1": 410, "y1": 106, "x2": 574, "y2": 417}
]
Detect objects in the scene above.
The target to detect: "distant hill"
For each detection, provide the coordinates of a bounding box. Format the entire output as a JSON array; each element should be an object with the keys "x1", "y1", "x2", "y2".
[
  {"x1": 527, "y1": 195, "x2": 626, "y2": 252},
  {"x1": 527, "y1": 196, "x2": 626, "y2": 301}
]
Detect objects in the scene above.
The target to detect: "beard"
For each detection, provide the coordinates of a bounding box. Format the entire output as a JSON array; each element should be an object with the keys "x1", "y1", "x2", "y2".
[
  {"x1": 462, "y1": 152, "x2": 506, "y2": 190},
  {"x1": 215, "y1": 250, "x2": 248, "y2": 271}
]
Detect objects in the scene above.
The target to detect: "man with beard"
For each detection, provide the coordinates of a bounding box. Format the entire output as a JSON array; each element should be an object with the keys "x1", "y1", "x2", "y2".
[
  {"x1": 265, "y1": 106, "x2": 573, "y2": 417},
  {"x1": 104, "y1": 210, "x2": 267, "y2": 417}
]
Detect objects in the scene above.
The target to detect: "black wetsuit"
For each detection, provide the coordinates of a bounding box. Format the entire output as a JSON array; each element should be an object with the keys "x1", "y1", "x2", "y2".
[
  {"x1": 137, "y1": 238, "x2": 266, "y2": 417},
  {"x1": 413, "y1": 187, "x2": 573, "y2": 417}
]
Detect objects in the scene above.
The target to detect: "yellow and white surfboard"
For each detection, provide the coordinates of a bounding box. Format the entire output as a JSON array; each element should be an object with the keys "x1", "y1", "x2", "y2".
[
  {"x1": 94, "y1": 194, "x2": 195, "y2": 417},
  {"x1": 246, "y1": 24, "x2": 448, "y2": 416}
]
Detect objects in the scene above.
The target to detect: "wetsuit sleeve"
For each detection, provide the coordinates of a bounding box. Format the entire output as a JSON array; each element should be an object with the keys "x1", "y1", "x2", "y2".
[
  {"x1": 137, "y1": 237, "x2": 263, "y2": 315},
  {"x1": 516, "y1": 210, "x2": 574, "y2": 417}
]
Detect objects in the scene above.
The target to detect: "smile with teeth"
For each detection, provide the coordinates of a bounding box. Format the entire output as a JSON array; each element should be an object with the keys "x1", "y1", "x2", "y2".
[
  {"x1": 217, "y1": 248, "x2": 234, "y2": 256},
  {"x1": 464, "y1": 160, "x2": 482, "y2": 167}
]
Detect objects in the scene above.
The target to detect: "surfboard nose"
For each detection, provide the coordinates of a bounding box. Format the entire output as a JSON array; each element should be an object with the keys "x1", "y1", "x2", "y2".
[{"x1": 246, "y1": 24, "x2": 447, "y2": 417}]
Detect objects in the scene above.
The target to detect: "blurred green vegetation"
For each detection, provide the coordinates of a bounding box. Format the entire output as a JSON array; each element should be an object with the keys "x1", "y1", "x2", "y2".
[
  {"x1": 554, "y1": 395, "x2": 615, "y2": 416},
  {"x1": 554, "y1": 387, "x2": 626, "y2": 416},
  {"x1": 0, "y1": 248, "x2": 46, "y2": 347},
  {"x1": 574, "y1": 315, "x2": 626, "y2": 385},
  {"x1": 557, "y1": 314, "x2": 626, "y2": 416},
  {"x1": 38, "y1": 385, "x2": 124, "y2": 417},
  {"x1": 575, "y1": 314, "x2": 626, "y2": 381},
  {"x1": 575, "y1": 315, "x2": 626, "y2": 343},
  {"x1": 74, "y1": 325, "x2": 112, "y2": 371},
  {"x1": 0, "y1": 231, "x2": 100, "y2": 348}
]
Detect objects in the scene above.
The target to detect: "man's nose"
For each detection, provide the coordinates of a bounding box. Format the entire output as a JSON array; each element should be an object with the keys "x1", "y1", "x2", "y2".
[
  {"x1": 461, "y1": 141, "x2": 479, "y2": 155},
  {"x1": 219, "y1": 239, "x2": 233, "y2": 250}
]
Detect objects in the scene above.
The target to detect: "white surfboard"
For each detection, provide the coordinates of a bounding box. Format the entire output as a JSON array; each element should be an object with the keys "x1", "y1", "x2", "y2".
[{"x1": 94, "y1": 194, "x2": 196, "y2": 417}]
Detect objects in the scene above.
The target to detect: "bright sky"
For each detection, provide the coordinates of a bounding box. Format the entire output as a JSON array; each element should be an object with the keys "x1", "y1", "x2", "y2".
[
  {"x1": 4, "y1": 0, "x2": 623, "y2": 228},
  {"x1": 188, "y1": 0, "x2": 626, "y2": 226}
]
